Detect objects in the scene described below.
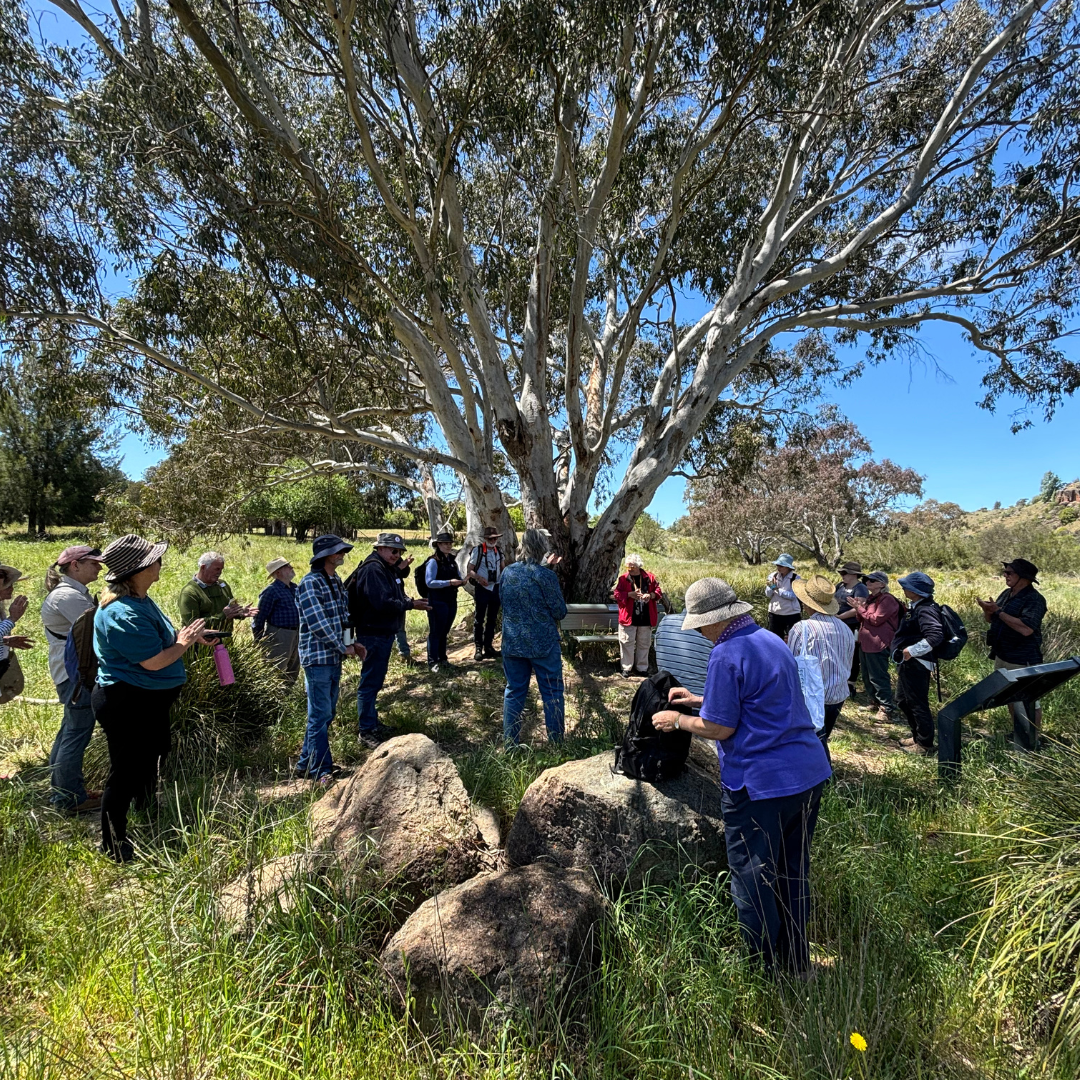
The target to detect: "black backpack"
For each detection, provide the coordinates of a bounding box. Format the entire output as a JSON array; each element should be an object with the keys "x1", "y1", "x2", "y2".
[
  {"x1": 934, "y1": 603, "x2": 968, "y2": 660},
  {"x1": 414, "y1": 556, "x2": 433, "y2": 599},
  {"x1": 614, "y1": 671, "x2": 694, "y2": 782}
]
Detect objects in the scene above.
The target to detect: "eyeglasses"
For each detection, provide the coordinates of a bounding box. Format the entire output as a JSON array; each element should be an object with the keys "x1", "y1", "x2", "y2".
[{"x1": 388, "y1": 548, "x2": 404, "y2": 555}]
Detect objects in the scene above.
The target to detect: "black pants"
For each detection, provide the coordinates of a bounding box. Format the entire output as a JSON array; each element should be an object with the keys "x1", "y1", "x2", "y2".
[
  {"x1": 850, "y1": 639, "x2": 861, "y2": 685},
  {"x1": 896, "y1": 660, "x2": 935, "y2": 748},
  {"x1": 426, "y1": 592, "x2": 458, "y2": 664},
  {"x1": 473, "y1": 585, "x2": 500, "y2": 651},
  {"x1": 722, "y1": 782, "x2": 824, "y2": 975},
  {"x1": 91, "y1": 680, "x2": 182, "y2": 856},
  {"x1": 768, "y1": 612, "x2": 801, "y2": 641}
]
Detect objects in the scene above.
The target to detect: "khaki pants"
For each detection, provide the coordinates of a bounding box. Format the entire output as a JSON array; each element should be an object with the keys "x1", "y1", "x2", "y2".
[
  {"x1": 619, "y1": 624, "x2": 652, "y2": 674},
  {"x1": 993, "y1": 656, "x2": 1042, "y2": 750},
  {"x1": 263, "y1": 624, "x2": 300, "y2": 685}
]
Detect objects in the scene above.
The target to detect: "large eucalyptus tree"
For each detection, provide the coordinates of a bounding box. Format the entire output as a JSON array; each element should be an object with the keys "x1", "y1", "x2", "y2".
[{"x1": 2, "y1": 0, "x2": 1078, "y2": 597}]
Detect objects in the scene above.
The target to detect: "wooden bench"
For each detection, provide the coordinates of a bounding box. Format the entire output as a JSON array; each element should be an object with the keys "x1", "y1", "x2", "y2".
[{"x1": 560, "y1": 603, "x2": 621, "y2": 656}]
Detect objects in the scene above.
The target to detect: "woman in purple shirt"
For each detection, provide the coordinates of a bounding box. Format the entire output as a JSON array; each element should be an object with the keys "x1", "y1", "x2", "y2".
[{"x1": 652, "y1": 577, "x2": 831, "y2": 977}]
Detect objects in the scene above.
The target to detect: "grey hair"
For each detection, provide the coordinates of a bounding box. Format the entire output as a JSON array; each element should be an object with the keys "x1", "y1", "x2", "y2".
[
  {"x1": 519, "y1": 528, "x2": 552, "y2": 564},
  {"x1": 198, "y1": 551, "x2": 226, "y2": 568},
  {"x1": 625, "y1": 552, "x2": 644, "y2": 567}
]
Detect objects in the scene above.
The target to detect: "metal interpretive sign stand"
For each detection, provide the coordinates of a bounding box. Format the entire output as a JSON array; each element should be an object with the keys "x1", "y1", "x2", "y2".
[{"x1": 937, "y1": 657, "x2": 1080, "y2": 781}]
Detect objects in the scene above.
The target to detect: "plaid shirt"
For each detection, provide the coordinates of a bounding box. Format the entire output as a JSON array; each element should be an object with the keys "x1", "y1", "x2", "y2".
[{"x1": 298, "y1": 569, "x2": 349, "y2": 667}]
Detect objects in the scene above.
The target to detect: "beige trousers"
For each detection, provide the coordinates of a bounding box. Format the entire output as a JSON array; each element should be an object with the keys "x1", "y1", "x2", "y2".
[
  {"x1": 263, "y1": 624, "x2": 300, "y2": 685},
  {"x1": 619, "y1": 624, "x2": 653, "y2": 673}
]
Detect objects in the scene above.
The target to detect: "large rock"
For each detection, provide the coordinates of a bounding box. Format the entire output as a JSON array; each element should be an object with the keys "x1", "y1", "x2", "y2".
[
  {"x1": 381, "y1": 863, "x2": 604, "y2": 1027},
  {"x1": 506, "y1": 750, "x2": 725, "y2": 888},
  {"x1": 216, "y1": 854, "x2": 309, "y2": 933},
  {"x1": 309, "y1": 733, "x2": 497, "y2": 902}
]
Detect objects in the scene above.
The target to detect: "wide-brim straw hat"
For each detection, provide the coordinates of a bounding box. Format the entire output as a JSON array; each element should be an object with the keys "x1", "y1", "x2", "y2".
[
  {"x1": 793, "y1": 574, "x2": 840, "y2": 615},
  {"x1": 0, "y1": 564, "x2": 27, "y2": 587},
  {"x1": 266, "y1": 557, "x2": 292, "y2": 576},
  {"x1": 682, "y1": 577, "x2": 754, "y2": 631},
  {"x1": 101, "y1": 534, "x2": 169, "y2": 583}
]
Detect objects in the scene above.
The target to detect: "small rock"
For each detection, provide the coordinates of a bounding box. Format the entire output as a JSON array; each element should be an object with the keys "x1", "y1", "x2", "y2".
[
  {"x1": 216, "y1": 854, "x2": 308, "y2": 932},
  {"x1": 506, "y1": 750, "x2": 725, "y2": 888},
  {"x1": 309, "y1": 733, "x2": 497, "y2": 903},
  {"x1": 381, "y1": 863, "x2": 604, "y2": 1028}
]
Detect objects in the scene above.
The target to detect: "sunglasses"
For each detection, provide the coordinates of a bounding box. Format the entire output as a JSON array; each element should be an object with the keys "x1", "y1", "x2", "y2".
[{"x1": 388, "y1": 548, "x2": 404, "y2": 555}]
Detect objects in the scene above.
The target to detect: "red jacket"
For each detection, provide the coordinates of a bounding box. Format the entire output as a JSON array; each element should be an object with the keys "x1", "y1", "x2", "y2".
[
  {"x1": 856, "y1": 592, "x2": 903, "y2": 653},
  {"x1": 614, "y1": 570, "x2": 662, "y2": 628}
]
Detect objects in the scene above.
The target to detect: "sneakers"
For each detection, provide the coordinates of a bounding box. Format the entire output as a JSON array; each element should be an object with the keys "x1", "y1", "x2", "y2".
[
  {"x1": 359, "y1": 723, "x2": 398, "y2": 750},
  {"x1": 68, "y1": 795, "x2": 102, "y2": 815},
  {"x1": 474, "y1": 646, "x2": 484, "y2": 661},
  {"x1": 898, "y1": 736, "x2": 917, "y2": 747}
]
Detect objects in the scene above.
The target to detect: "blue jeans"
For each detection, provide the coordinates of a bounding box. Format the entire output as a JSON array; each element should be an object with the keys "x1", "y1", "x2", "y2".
[
  {"x1": 722, "y1": 781, "x2": 824, "y2": 975},
  {"x1": 355, "y1": 633, "x2": 393, "y2": 733},
  {"x1": 49, "y1": 678, "x2": 97, "y2": 808},
  {"x1": 502, "y1": 645, "x2": 565, "y2": 746},
  {"x1": 297, "y1": 663, "x2": 341, "y2": 778},
  {"x1": 394, "y1": 626, "x2": 411, "y2": 659}
]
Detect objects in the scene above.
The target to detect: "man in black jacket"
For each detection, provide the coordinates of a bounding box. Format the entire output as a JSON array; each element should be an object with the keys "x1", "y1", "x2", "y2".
[
  {"x1": 892, "y1": 571, "x2": 945, "y2": 755},
  {"x1": 346, "y1": 533, "x2": 432, "y2": 749},
  {"x1": 976, "y1": 558, "x2": 1047, "y2": 750}
]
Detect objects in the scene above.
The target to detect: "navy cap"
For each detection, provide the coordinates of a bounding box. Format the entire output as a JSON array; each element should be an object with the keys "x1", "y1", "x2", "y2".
[{"x1": 310, "y1": 534, "x2": 353, "y2": 565}]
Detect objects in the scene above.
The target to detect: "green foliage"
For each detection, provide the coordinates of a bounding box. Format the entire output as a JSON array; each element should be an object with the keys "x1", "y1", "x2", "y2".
[
  {"x1": 627, "y1": 510, "x2": 668, "y2": 554},
  {"x1": 169, "y1": 636, "x2": 306, "y2": 768},
  {"x1": 242, "y1": 462, "x2": 377, "y2": 540},
  {"x1": 1059, "y1": 505, "x2": 1078, "y2": 525},
  {"x1": 0, "y1": 340, "x2": 122, "y2": 533},
  {"x1": 1040, "y1": 471, "x2": 1064, "y2": 503}
]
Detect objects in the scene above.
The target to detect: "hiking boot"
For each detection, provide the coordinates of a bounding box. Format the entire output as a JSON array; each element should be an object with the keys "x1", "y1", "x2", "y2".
[
  {"x1": 373, "y1": 723, "x2": 398, "y2": 742},
  {"x1": 474, "y1": 646, "x2": 485, "y2": 661},
  {"x1": 102, "y1": 839, "x2": 135, "y2": 864},
  {"x1": 874, "y1": 708, "x2": 891, "y2": 724},
  {"x1": 483, "y1": 648, "x2": 501, "y2": 659},
  {"x1": 359, "y1": 730, "x2": 383, "y2": 750},
  {"x1": 621, "y1": 668, "x2": 634, "y2": 678},
  {"x1": 898, "y1": 736, "x2": 917, "y2": 747},
  {"x1": 68, "y1": 795, "x2": 102, "y2": 816},
  {"x1": 901, "y1": 742, "x2": 933, "y2": 756}
]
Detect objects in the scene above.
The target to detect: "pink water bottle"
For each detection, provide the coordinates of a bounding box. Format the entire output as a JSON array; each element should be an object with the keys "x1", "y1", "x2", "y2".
[{"x1": 213, "y1": 642, "x2": 235, "y2": 686}]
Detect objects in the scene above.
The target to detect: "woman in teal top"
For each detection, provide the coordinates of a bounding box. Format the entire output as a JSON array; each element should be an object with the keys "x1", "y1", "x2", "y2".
[{"x1": 92, "y1": 535, "x2": 211, "y2": 862}]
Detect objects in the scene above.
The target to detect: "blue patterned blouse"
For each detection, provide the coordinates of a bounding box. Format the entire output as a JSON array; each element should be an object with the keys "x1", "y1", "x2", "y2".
[{"x1": 499, "y1": 561, "x2": 567, "y2": 658}]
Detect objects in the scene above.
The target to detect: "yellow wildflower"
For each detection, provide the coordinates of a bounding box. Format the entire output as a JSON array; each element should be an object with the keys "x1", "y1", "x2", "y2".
[{"x1": 849, "y1": 1032, "x2": 868, "y2": 1053}]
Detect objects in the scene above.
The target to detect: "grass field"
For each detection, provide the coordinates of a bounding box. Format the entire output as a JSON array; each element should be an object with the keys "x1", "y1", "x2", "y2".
[{"x1": 1, "y1": 528, "x2": 1079, "y2": 1078}]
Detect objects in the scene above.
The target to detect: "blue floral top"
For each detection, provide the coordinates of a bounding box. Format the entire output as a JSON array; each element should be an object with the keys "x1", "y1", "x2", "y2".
[{"x1": 499, "y1": 561, "x2": 567, "y2": 658}]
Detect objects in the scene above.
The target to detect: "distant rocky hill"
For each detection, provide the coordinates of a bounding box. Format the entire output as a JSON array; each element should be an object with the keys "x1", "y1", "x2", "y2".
[{"x1": 961, "y1": 482, "x2": 1080, "y2": 538}]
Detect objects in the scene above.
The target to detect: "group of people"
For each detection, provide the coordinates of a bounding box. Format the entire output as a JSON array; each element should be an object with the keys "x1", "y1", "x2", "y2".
[
  {"x1": 648, "y1": 553, "x2": 1049, "y2": 978},
  {"x1": 764, "y1": 553, "x2": 1047, "y2": 755}
]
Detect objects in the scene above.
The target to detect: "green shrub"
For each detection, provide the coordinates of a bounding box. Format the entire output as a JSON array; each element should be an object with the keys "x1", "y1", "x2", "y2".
[
  {"x1": 1059, "y1": 505, "x2": 1078, "y2": 525},
  {"x1": 170, "y1": 636, "x2": 305, "y2": 768}
]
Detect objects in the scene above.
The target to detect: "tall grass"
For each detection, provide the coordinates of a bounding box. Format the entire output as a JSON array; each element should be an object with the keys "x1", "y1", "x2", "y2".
[{"x1": 3, "y1": 531, "x2": 1080, "y2": 1077}]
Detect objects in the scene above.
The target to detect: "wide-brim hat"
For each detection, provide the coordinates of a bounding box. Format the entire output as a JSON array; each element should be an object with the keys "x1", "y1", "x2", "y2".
[
  {"x1": 1003, "y1": 559, "x2": 1039, "y2": 584},
  {"x1": 374, "y1": 532, "x2": 406, "y2": 549},
  {"x1": 0, "y1": 564, "x2": 27, "y2": 587},
  {"x1": 682, "y1": 577, "x2": 754, "y2": 631},
  {"x1": 101, "y1": 534, "x2": 169, "y2": 583},
  {"x1": 862, "y1": 571, "x2": 889, "y2": 586},
  {"x1": 898, "y1": 571, "x2": 935, "y2": 598},
  {"x1": 793, "y1": 574, "x2": 840, "y2": 615},
  {"x1": 773, "y1": 553, "x2": 796, "y2": 569},
  {"x1": 482, "y1": 526, "x2": 501, "y2": 539},
  {"x1": 266, "y1": 557, "x2": 292, "y2": 575},
  {"x1": 310, "y1": 534, "x2": 353, "y2": 565},
  {"x1": 430, "y1": 531, "x2": 454, "y2": 545},
  {"x1": 839, "y1": 561, "x2": 863, "y2": 575}
]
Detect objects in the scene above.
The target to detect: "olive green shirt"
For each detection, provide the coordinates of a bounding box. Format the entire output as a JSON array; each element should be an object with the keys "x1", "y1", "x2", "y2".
[{"x1": 177, "y1": 578, "x2": 235, "y2": 628}]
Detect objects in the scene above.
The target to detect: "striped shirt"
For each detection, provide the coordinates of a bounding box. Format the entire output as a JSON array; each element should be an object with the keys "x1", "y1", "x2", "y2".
[
  {"x1": 787, "y1": 613, "x2": 855, "y2": 705},
  {"x1": 653, "y1": 612, "x2": 715, "y2": 696}
]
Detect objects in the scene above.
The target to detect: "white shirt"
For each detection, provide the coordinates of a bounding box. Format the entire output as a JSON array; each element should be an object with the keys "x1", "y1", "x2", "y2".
[
  {"x1": 40, "y1": 575, "x2": 94, "y2": 685},
  {"x1": 765, "y1": 571, "x2": 802, "y2": 616},
  {"x1": 653, "y1": 611, "x2": 715, "y2": 697},
  {"x1": 787, "y1": 613, "x2": 856, "y2": 705},
  {"x1": 468, "y1": 544, "x2": 503, "y2": 591}
]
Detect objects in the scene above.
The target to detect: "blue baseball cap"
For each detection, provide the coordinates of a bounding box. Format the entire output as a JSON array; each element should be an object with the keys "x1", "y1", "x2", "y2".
[{"x1": 898, "y1": 571, "x2": 935, "y2": 598}]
